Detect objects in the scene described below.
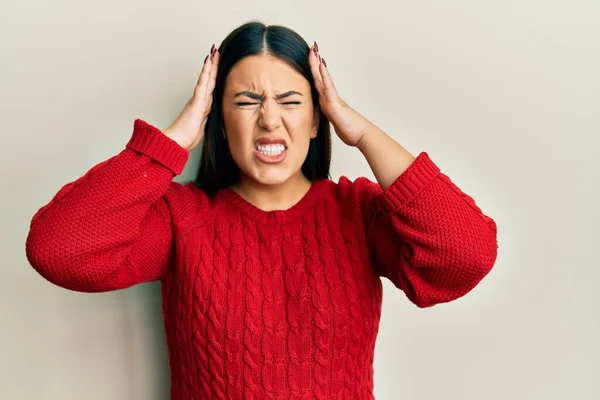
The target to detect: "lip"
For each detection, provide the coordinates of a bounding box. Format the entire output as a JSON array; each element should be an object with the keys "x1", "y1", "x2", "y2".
[
  {"x1": 254, "y1": 137, "x2": 288, "y2": 146},
  {"x1": 254, "y1": 137, "x2": 288, "y2": 164},
  {"x1": 254, "y1": 148, "x2": 287, "y2": 164}
]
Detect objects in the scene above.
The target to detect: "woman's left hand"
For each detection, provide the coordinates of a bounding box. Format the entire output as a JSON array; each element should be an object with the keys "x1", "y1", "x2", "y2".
[{"x1": 309, "y1": 42, "x2": 372, "y2": 147}]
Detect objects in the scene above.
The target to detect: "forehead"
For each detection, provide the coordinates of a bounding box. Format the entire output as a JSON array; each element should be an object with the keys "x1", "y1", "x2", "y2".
[{"x1": 225, "y1": 54, "x2": 309, "y2": 93}]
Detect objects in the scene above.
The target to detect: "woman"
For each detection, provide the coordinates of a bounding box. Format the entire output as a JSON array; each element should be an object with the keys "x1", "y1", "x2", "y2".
[{"x1": 26, "y1": 21, "x2": 498, "y2": 400}]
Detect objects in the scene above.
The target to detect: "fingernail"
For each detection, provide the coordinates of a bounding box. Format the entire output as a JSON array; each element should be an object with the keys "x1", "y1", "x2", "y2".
[
  {"x1": 210, "y1": 44, "x2": 216, "y2": 55},
  {"x1": 204, "y1": 54, "x2": 209, "y2": 63},
  {"x1": 322, "y1": 58, "x2": 327, "y2": 67},
  {"x1": 314, "y1": 41, "x2": 319, "y2": 52}
]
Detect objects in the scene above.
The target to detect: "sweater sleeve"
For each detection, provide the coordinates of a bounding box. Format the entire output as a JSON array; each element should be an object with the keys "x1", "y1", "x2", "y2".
[
  {"x1": 352, "y1": 152, "x2": 498, "y2": 308},
  {"x1": 25, "y1": 119, "x2": 189, "y2": 292}
]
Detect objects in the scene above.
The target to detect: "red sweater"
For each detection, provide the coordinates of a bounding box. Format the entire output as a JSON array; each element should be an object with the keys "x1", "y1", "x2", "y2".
[{"x1": 26, "y1": 119, "x2": 498, "y2": 399}]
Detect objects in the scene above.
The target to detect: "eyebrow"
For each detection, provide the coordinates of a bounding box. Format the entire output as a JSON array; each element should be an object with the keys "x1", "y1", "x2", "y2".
[{"x1": 233, "y1": 90, "x2": 303, "y2": 100}]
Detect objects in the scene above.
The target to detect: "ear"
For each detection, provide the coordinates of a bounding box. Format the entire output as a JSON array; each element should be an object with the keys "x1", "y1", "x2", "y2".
[{"x1": 311, "y1": 106, "x2": 320, "y2": 138}]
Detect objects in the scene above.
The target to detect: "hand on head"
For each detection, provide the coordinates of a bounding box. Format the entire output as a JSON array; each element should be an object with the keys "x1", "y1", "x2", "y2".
[{"x1": 164, "y1": 44, "x2": 220, "y2": 151}]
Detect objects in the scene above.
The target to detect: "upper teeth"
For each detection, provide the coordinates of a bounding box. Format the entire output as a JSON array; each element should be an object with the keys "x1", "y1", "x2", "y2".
[{"x1": 256, "y1": 144, "x2": 286, "y2": 155}]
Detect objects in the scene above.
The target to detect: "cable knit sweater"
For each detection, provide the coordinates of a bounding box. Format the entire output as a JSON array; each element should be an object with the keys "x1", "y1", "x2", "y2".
[{"x1": 26, "y1": 119, "x2": 498, "y2": 400}]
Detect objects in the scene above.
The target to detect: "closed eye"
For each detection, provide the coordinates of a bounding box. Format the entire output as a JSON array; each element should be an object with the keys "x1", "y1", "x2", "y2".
[{"x1": 235, "y1": 102, "x2": 302, "y2": 106}]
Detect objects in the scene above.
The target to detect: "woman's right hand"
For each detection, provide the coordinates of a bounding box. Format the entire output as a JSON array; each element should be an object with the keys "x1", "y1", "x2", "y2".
[{"x1": 164, "y1": 45, "x2": 220, "y2": 151}]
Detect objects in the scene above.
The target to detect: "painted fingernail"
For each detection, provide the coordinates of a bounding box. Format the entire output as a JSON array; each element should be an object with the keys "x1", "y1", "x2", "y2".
[
  {"x1": 204, "y1": 54, "x2": 209, "y2": 63},
  {"x1": 210, "y1": 44, "x2": 216, "y2": 55},
  {"x1": 322, "y1": 58, "x2": 327, "y2": 67},
  {"x1": 314, "y1": 41, "x2": 319, "y2": 52}
]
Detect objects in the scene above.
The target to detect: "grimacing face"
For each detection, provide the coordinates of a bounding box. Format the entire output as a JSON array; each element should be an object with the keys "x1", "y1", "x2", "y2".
[{"x1": 221, "y1": 54, "x2": 319, "y2": 187}]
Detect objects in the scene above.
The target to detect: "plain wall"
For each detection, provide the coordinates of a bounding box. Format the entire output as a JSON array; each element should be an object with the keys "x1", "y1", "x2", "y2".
[{"x1": 1, "y1": 1, "x2": 597, "y2": 399}]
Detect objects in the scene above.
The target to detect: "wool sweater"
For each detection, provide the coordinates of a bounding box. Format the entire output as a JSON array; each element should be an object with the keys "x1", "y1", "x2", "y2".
[{"x1": 26, "y1": 119, "x2": 498, "y2": 400}]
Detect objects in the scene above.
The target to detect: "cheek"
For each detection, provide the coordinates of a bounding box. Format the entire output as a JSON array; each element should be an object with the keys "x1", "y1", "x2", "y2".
[
  {"x1": 292, "y1": 131, "x2": 312, "y2": 150},
  {"x1": 225, "y1": 111, "x2": 250, "y2": 134},
  {"x1": 228, "y1": 135, "x2": 253, "y2": 163},
  {"x1": 225, "y1": 114, "x2": 254, "y2": 149},
  {"x1": 285, "y1": 112, "x2": 313, "y2": 141}
]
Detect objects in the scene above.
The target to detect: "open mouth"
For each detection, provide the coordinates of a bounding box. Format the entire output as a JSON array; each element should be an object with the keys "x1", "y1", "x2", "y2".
[
  {"x1": 255, "y1": 143, "x2": 286, "y2": 156},
  {"x1": 253, "y1": 139, "x2": 288, "y2": 164}
]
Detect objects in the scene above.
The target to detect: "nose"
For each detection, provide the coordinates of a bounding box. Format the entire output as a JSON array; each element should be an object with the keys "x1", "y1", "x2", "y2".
[{"x1": 257, "y1": 99, "x2": 282, "y2": 132}]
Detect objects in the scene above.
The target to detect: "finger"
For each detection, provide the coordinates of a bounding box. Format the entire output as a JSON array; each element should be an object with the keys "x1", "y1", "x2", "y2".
[
  {"x1": 196, "y1": 51, "x2": 214, "y2": 88},
  {"x1": 319, "y1": 57, "x2": 338, "y2": 100},
  {"x1": 309, "y1": 45, "x2": 325, "y2": 95},
  {"x1": 206, "y1": 50, "x2": 220, "y2": 94}
]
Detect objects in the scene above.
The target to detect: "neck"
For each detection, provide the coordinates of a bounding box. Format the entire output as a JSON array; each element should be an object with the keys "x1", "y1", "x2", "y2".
[{"x1": 232, "y1": 172, "x2": 313, "y2": 212}]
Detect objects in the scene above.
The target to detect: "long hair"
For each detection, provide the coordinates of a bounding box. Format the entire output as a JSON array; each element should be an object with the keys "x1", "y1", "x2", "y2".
[{"x1": 194, "y1": 20, "x2": 332, "y2": 196}]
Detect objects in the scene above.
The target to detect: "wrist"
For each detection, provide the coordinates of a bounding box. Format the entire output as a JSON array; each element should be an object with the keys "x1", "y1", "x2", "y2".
[
  {"x1": 355, "y1": 122, "x2": 378, "y2": 153},
  {"x1": 164, "y1": 129, "x2": 191, "y2": 151}
]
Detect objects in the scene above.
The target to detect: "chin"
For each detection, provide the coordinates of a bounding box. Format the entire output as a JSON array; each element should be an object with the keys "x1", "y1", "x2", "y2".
[
  {"x1": 251, "y1": 167, "x2": 293, "y2": 186},
  {"x1": 234, "y1": 151, "x2": 304, "y2": 187}
]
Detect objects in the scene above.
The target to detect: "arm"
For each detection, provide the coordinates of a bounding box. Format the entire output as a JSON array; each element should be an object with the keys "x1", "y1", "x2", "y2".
[
  {"x1": 307, "y1": 45, "x2": 497, "y2": 306},
  {"x1": 353, "y1": 149, "x2": 498, "y2": 308},
  {"x1": 25, "y1": 119, "x2": 189, "y2": 292},
  {"x1": 355, "y1": 121, "x2": 417, "y2": 189}
]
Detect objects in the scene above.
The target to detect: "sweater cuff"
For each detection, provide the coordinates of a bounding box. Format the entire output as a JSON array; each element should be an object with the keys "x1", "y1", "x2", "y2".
[
  {"x1": 126, "y1": 119, "x2": 189, "y2": 175},
  {"x1": 377, "y1": 152, "x2": 441, "y2": 213}
]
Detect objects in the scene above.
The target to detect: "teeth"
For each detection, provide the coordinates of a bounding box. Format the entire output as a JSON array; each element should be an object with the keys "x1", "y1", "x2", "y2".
[{"x1": 256, "y1": 144, "x2": 286, "y2": 156}]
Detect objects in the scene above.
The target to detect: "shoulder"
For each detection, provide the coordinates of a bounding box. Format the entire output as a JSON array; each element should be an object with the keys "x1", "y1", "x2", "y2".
[
  {"x1": 326, "y1": 175, "x2": 382, "y2": 203},
  {"x1": 162, "y1": 181, "x2": 220, "y2": 229},
  {"x1": 323, "y1": 176, "x2": 383, "y2": 220}
]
